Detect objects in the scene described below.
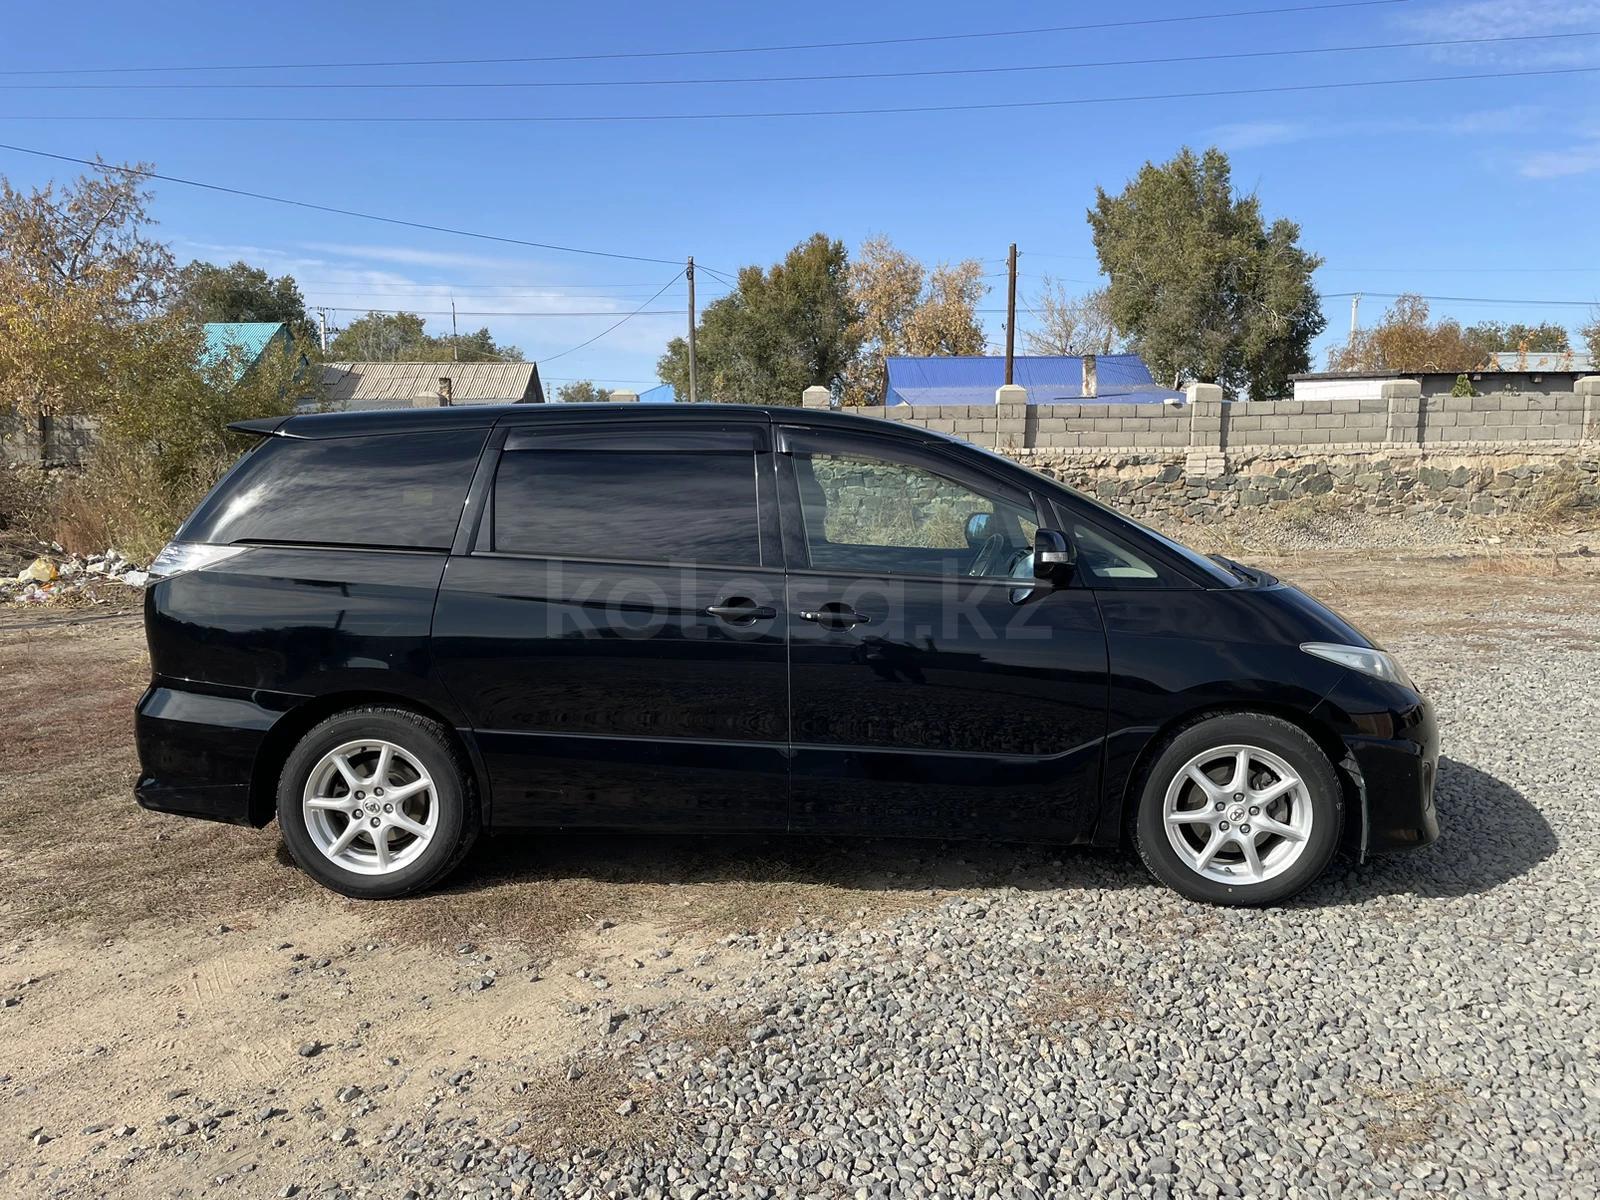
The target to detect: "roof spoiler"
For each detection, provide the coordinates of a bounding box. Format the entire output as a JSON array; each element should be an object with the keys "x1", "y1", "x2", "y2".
[{"x1": 227, "y1": 415, "x2": 291, "y2": 437}]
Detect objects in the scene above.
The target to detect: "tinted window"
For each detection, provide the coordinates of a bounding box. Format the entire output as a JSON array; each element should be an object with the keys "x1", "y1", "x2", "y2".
[
  {"x1": 181, "y1": 430, "x2": 486, "y2": 549},
  {"x1": 490, "y1": 450, "x2": 761, "y2": 565}
]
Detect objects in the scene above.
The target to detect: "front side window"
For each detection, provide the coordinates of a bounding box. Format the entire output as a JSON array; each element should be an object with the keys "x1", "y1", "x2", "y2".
[
  {"x1": 490, "y1": 449, "x2": 761, "y2": 565},
  {"x1": 1064, "y1": 520, "x2": 1164, "y2": 585},
  {"x1": 793, "y1": 448, "x2": 1039, "y2": 578}
]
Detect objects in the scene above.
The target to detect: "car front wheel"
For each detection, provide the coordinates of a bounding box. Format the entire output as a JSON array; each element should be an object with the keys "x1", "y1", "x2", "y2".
[
  {"x1": 276, "y1": 706, "x2": 479, "y2": 899},
  {"x1": 1134, "y1": 713, "x2": 1343, "y2": 906}
]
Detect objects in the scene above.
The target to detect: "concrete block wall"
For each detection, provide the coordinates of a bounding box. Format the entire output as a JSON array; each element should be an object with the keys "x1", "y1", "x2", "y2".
[{"x1": 844, "y1": 382, "x2": 1598, "y2": 453}]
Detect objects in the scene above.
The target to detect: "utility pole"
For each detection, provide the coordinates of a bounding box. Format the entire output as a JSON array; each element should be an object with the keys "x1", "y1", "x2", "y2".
[
  {"x1": 1004, "y1": 243, "x2": 1018, "y2": 386},
  {"x1": 316, "y1": 308, "x2": 328, "y2": 352},
  {"x1": 686, "y1": 256, "x2": 699, "y2": 404},
  {"x1": 451, "y1": 299, "x2": 459, "y2": 362},
  {"x1": 1349, "y1": 294, "x2": 1362, "y2": 345}
]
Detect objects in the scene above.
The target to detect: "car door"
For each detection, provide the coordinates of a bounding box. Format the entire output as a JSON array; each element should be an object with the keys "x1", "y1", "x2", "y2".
[
  {"x1": 431, "y1": 418, "x2": 790, "y2": 831},
  {"x1": 776, "y1": 426, "x2": 1109, "y2": 841}
]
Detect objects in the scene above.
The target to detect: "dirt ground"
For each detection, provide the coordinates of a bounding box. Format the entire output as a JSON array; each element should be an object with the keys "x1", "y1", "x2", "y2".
[{"x1": 2, "y1": 544, "x2": 1598, "y2": 1198}]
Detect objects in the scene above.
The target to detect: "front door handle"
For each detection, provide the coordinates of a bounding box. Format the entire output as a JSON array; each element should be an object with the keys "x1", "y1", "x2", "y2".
[
  {"x1": 706, "y1": 599, "x2": 777, "y2": 625},
  {"x1": 800, "y1": 603, "x2": 871, "y2": 630}
]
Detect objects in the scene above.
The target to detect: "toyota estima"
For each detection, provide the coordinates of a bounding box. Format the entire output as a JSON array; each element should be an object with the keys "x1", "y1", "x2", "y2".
[{"x1": 136, "y1": 403, "x2": 1438, "y2": 906}]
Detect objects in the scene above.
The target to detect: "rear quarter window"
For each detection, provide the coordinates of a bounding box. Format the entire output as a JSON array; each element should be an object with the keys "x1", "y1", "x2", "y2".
[{"x1": 180, "y1": 430, "x2": 487, "y2": 550}]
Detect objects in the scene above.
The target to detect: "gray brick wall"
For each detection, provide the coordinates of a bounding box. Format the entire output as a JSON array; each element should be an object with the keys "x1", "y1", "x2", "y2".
[{"x1": 848, "y1": 388, "x2": 1595, "y2": 451}]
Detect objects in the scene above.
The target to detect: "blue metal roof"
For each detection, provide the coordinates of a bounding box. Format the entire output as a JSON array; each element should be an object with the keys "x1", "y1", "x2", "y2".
[
  {"x1": 884, "y1": 354, "x2": 1181, "y2": 405},
  {"x1": 201, "y1": 322, "x2": 289, "y2": 381},
  {"x1": 638, "y1": 382, "x2": 679, "y2": 404}
]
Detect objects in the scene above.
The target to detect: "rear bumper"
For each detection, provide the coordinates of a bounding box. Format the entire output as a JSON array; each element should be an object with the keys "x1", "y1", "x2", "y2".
[
  {"x1": 1315, "y1": 679, "x2": 1440, "y2": 856},
  {"x1": 134, "y1": 680, "x2": 288, "y2": 826}
]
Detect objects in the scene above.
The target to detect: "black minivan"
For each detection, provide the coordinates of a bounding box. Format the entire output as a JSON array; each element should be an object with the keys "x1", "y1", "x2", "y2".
[{"x1": 136, "y1": 403, "x2": 1439, "y2": 906}]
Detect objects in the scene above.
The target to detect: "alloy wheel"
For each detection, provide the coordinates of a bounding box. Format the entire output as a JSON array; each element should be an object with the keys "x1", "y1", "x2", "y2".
[
  {"x1": 1161, "y1": 743, "x2": 1313, "y2": 886},
  {"x1": 301, "y1": 738, "x2": 438, "y2": 876}
]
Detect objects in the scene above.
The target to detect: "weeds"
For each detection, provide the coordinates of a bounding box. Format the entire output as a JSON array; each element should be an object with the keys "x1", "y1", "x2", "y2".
[{"x1": 1359, "y1": 1079, "x2": 1463, "y2": 1158}]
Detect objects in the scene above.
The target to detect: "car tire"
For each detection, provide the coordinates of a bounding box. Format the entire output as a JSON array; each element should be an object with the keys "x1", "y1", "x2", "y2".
[
  {"x1": 276, "y1": 706, "x2": 479, "y2": 899},
  {"x1": 1133, "y1": 713, "x2": 1342, "y2": 907}
]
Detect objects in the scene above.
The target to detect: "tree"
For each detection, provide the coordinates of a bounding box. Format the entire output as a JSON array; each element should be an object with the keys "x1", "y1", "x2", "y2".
[
  {"x1": 0, "y1": 160, "x2": 172, "y2": 424},
  {"x1": 1088, "y1": 146, "x2": 1325, "y2": 398},
  {"x1": 1327, "y1": 294, "x2": 1486, "y2": 372},
  {"x1": 1460, "y1": 319, "x2": 1573, "y2": 368},
  {"x1": 167, "y1": 259, "x2": 313, "y2": 342},
  {"x1": 555, "y1": 379, "x2": 611, "y2": 403},
  {"x1": 1582, "y1": 310, "x2": 1600, "y2": 359},
  {"x1": 1023, "y1": 280, "x2": 1123, "y2": 357},
  {"x1": 658, "y1": 233, "x2": 860, "y2": 406},
  {"x1": 841, "y1": 236, "x2": 987, "y2": 405},
  {"x1": 327, "y1": 310, "x2": 522, "y2": 362}
]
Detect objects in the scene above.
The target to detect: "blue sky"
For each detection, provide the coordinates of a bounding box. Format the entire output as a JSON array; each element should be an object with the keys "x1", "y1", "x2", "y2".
[{"x1": 2, "y1": 0, "x2": 1597, "y2": 391}]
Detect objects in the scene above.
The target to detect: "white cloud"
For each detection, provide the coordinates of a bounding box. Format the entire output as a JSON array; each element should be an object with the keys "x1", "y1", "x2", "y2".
[
  {"x1": 295, "y1": 241, "x2": 546, "y2": 272},
  {"x1": 1398, "y1": 0, "x2": 1600, "y2": 64},
  {"x1": 1518, "y1": 139, "x2": 1600, "y2": 174},
  {"x1": 1208, "y1": 121, "x2": 1313, "y2": 150}
]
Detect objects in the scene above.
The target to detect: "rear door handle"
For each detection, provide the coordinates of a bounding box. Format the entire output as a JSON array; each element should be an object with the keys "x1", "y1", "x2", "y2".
[
  {"x1": 800, "y1": 603, "x2": 871, "y2": 630},
  {"x1": 706, "y1": 599, "x2": 777, "y2": 624}
]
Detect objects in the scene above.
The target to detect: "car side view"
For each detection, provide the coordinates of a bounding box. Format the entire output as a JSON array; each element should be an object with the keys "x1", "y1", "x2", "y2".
[{"x1": 135, "y1": 403, "x2": 1439, "y2": 906}]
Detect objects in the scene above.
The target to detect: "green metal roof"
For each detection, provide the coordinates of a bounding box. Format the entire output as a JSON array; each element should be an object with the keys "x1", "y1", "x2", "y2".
[{"x1": 201, "y1": 322, "x2": 288, "y2": 381}]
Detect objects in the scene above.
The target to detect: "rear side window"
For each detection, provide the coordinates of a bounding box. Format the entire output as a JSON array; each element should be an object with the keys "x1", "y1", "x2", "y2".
[
  {"x1": 489, "y1": 449, "x2": 760, "y2": 565},
  {"x1": 181, "y1": 430, "x2": 487, "y2": 549}
]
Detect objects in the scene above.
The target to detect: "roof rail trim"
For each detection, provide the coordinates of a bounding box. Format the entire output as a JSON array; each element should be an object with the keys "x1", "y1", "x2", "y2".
[{"x1": 227, "y1": 415, "x2": 292, "y2": 437}]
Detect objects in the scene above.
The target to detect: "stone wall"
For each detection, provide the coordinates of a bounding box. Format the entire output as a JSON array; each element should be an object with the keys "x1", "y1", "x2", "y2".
[
  {"x1": 1011, "y1": 446, "x2": 1600, "y2": 525},
  {"x1": 0, "y1": 411, "x2": 97, "y2": 467}
]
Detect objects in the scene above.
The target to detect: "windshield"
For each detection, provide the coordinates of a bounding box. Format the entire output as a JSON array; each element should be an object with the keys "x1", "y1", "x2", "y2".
[{"x1": 966, "y1": 444, "x2": 1244, "y2": 588}]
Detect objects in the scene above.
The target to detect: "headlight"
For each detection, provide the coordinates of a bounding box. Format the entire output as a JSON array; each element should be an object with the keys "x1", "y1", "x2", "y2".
[
  {"x1": 147, "y1": 541, "x2": 250, "y2": 582},
  {"x1": 1301, "y1": 642, "x2": 1416, "y2": 690}
]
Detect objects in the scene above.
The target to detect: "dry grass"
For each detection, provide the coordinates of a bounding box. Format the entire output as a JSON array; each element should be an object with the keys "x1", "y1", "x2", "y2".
[
  {"x1": 513, "y1": 1010, "x2": 751, "y2": 1156},
  {"x1": 1460, "y1": 551, "x2": 1564, "y2": 577},
  {"x1": 1025, "y1": 976, "x2": 1136, "y2": 1031},
  {"x1": 1359, "y1": 1079, "x2": 1463, "y2": 1158},
  {"x1": 516, "y1": 1052, "x2": 686, "y2": 1157}
]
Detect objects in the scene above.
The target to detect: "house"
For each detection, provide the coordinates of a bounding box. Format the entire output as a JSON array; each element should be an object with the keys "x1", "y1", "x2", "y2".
[
  {"x1": 1293, "y1": 364, "x2": 1595, "y2": 402},
  {"x1": 883, "y1": 354, "x2": 1182, "y2": 405},
  {"x1": 1491, "y1": 351, "x2": 1594, "y2": 372},
  {"x1": 317, "y1": 361, "x2": 543, "y2": 410},
  {"x1": 201, "y1": 322, "x2": 295, "y2": 382}
]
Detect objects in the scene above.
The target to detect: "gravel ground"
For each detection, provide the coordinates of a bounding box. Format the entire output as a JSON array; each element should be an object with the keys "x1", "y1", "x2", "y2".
[{"x1": 3, "y1": 554, "x2": 1597, "y2": 1199}]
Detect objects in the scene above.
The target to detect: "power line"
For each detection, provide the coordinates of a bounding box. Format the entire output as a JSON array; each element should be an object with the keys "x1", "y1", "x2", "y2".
[
  {"x1": 1321, "y1": 291, "x2": 1599, "y2": 308},
  {"x1": 0, "y1": 2, "x2": 1412, "y2": 76},
  {"x1": 11, "y1": 64, "x2": 1595, "y2": 123},
  {"x1": 0, "y1": 142, "x2": 686, "y2": 265},
  {"x1": 541, "y1": 270, "x2": 688, "y2": 364},
  {"x1": 5, "y1": 31, "x2": 1585, "y2": 91}
]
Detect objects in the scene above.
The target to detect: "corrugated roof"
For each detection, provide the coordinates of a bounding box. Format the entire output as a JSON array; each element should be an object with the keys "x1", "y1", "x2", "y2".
[
  {"x1": 884, "y1": 354, "x2": 1181, "y2": 405},
  {"x1": 320, "y1": 361, "x2": 541, "y2": 409},
  {"x1": 1491, "y1": 351, "x2": 1594, "y2": 372},
  {"x1": 201, "y1": 322, "x2": 288, "y2": 381}
]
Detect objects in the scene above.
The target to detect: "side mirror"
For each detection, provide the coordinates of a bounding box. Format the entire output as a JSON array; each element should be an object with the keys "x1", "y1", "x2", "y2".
[
  {"x1": 1033, "y1": 529, "x2": 1076, "y2": 585},
  {"x1": 964, "y1": 512, "x2": 993, "y2": 548}
]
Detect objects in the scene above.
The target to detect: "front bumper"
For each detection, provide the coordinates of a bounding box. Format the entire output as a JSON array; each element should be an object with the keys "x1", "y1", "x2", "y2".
[
  {"x1": 1314, "y1": 676, "x2": 1440, "y2": 856},
  {"x1": 134, "y1": 679, "x2": 286, "y2": 826}
]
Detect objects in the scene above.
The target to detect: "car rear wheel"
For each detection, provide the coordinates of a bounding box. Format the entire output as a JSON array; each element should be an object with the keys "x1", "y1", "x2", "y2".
[
  {"x1": 276, "y1": 706, "x2": 479, "y2": 899},
  {"x1": 1134, "y1": 713, "x2": 1342, "y2": 906}
]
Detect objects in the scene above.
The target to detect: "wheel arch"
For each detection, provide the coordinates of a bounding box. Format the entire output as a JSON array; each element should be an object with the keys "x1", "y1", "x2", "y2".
[
  {"x1": 248, "y1": 691, "x2": 487, "y2": 827},
  {"x1": 1109, "y1": 702, "x2": 1362, "y2": 857}
]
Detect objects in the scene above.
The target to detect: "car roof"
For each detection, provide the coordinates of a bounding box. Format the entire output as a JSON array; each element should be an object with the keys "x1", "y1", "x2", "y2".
[{"x1": 234, "y1": 402, "x2": 955, "y2": 445}]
